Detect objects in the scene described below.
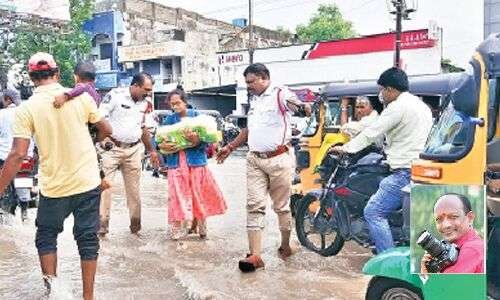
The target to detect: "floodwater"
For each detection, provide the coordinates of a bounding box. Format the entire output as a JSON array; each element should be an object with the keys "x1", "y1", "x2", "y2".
[{"x1": 0, "y1": 155, "x2": 372, "y2": 299}]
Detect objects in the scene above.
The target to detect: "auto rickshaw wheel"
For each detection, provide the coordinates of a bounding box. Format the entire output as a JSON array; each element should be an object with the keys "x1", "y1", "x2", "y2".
[{"x1": 365, "y1": 277, "x2": 423, "y2": 300}]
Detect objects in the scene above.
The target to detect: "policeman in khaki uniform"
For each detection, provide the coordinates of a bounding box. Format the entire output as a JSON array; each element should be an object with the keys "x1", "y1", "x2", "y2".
[
  {"x1": 217, "y1": 63, "x2": 311, "y2": 272},
  {"x1": 98, "y1": 72, "x2": 160, "y2": 236}
]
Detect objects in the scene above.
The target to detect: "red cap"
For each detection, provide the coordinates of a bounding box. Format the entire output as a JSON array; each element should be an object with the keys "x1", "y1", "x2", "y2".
[{"x1": 28, "y1": 52, "x2": 58, "y2": 72}]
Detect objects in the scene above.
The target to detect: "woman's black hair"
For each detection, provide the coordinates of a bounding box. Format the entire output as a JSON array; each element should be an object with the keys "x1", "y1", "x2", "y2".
[{"x1": 167, "y1": 88, "x2": 188, "y2": 104}]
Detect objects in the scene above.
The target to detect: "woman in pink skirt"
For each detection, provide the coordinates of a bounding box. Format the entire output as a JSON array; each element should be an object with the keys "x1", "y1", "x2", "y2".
[{"x1": 159, "y1": 89, "x2": 227, "y2": 239}]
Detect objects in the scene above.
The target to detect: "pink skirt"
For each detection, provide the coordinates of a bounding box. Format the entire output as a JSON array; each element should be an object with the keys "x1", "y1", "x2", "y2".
[{"x1": 167, "y1": 151, "x2": 227, "y2": 223}]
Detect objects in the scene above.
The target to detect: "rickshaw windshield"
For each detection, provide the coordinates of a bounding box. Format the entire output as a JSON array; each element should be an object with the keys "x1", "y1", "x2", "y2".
[
  {"x1": 325, "y1": 101, "x2": 342, "y2": 127},
  {"x1": 301, "y1": 100, "x2": 346, "y2": 137},
  {"x1": 422, "y1": 101, "x2": 469, "y2": 157}
]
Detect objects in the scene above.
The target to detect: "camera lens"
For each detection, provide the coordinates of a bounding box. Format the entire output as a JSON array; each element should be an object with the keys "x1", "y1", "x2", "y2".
[{"x1": 417, "y1": 230, "x2": 446, "y2": 257}]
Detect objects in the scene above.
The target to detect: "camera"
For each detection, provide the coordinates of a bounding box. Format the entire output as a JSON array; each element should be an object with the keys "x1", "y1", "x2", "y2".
[{"x1": 417, "y1": 230, "x2": 459, "y2": 273}]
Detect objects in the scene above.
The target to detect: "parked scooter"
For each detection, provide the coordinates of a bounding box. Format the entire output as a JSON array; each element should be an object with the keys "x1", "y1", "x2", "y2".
[
  {"x1": 222, "y1": 121, "x2": 240, "y2": 147},
  {"x1": 14, "y1": 156, "x2": 38, "y2": 220},
  {"x1": 0, "y1": 155, "x2": 38, "y2": 223},
  {"x1": 295, "y1": 150, "x2": 409, "y2": 256}
]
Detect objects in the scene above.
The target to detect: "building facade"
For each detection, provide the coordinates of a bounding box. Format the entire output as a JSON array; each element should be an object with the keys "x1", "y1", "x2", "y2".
[
  {"x1": 216, "y1": 29, "x2": 443, "y2": 114},
  {"x1": 86, "y1": 0, "x2": 292, "y2": 109},
  {"x1": 485, "y1": 0, "x2": 500, "y2": 38}
]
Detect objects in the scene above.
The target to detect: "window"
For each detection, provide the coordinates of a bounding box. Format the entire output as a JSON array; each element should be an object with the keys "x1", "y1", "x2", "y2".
[
  {"x1": 99, "y1": 43, "x2": 113, "y2": 59},
  {"x1": 142, "y1": 59, "x2": 160, "y2": 75},
  {"x1": 422, "y1": 101, "x2": 473, "y2": 160}
]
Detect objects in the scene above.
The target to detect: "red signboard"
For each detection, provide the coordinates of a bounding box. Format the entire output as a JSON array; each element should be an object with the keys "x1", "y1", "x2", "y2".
[{"x1": 305, "y1": 29, "x2": 435, "y2": 60}]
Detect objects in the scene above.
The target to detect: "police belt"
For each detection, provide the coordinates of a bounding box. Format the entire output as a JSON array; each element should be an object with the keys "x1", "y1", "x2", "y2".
[
  {"x1": 251, "y1": 144, "x2": 289, "y2": 159},
  {"x1": 110, "y1": 137, "x2": 140, "y2": 148}
]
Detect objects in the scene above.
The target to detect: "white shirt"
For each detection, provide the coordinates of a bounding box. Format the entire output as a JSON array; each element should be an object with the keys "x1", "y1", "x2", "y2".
[
  {"x1": 0, "y1": 104, "x2": 34, "y2": 160},
  {"x1": 342, "y1": 92, "x2": 433, "y2": 169},
  {"x1": 341, "y1": 110, "x2": 379, "y2": 138},
  {"x1": 247, "y1": 85, "x2": 300, "y2": 152},
  {"x1": 99, "y1": 87, "x2": 149, "y2": 143}
]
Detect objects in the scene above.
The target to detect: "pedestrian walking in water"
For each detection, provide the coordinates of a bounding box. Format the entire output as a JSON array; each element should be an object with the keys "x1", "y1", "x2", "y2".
[
  {"x1": 97, "y1": 72, "x2": 160, "y2": 237},
  {"x1": 216, "y1": 63, "x2": 311, "y2": 272},
  {"x1": 0, "y1": 52, "x2": 112, "y2": 299},
  {"x1": 159, "y1": 89, "x2": 226, "y2": 240}
]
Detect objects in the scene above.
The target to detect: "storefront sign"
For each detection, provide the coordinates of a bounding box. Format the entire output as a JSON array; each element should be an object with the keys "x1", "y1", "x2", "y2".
[
  {"x1": 118, "y1": 43, "x2": 170, "y2": 62},
  {"x1": 217, "y1": 53, "x2": 247, "y2": 65}
]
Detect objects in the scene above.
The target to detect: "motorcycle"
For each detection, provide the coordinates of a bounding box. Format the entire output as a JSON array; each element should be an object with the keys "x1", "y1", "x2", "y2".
[
  {"x1": 0, "y1": 156, "x2": 38, "y2": 223},
  {"x1": 295, "y1": 150, "x2": 409, "y2": 256},
  {"x1": 222, "y1": 121, "x2": 240, "y2": 147}
]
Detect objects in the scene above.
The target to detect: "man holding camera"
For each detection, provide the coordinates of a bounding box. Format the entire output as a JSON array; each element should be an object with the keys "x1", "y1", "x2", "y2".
[
  {"x1": 216, "y1": 63, "x2": 311, "y2": 272},
  {"x1": 420, "y1": 193, "x2": 484, "y2": 274}
]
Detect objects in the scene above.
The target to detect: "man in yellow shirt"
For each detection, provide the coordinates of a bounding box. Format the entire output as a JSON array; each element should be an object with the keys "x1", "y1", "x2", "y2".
[{"x1": 0, "y1": 52, "x2": 112, "y2": 300}]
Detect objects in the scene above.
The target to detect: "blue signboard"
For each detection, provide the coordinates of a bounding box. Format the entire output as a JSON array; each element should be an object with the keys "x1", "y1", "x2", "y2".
[{"x1": 95, "y1": 72, "x2": 118, "y2": 90}]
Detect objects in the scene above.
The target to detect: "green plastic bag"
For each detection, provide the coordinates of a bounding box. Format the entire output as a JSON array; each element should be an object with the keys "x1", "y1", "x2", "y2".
[{"x1": 156, "y1": 114, "x2": 219, "y2": 154}]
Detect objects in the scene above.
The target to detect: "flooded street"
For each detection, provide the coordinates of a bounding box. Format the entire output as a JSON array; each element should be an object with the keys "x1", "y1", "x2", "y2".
[{"x1": 0, "y1": 154, "x2": 372, "y2": 300}]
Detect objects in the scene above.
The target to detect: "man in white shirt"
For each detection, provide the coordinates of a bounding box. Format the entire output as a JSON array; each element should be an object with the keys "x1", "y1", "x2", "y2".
[
  {"x1": 98, "y1": 72, "x2": 160, "y2": 237},
  {"x1": 332, "y1": 67, "x2": 433, "y2": 254},
  {"x1": 340, "y1": 96, "x2": 379, "y2": 138},
  {"x1": 0, "y1": 88, "x2": 34, "y2": 220},
  {"x1": 216, "y1": 63, "x2": 311, "y2": 272}
]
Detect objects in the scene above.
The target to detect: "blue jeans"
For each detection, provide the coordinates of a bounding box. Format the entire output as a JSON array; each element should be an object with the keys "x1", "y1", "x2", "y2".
[
  {"x1": 363, "y1": 169, "x2": 410, "y2": 253},
  {"x1": 35, "y1": 187, "x2": 101, "y2": 260}
]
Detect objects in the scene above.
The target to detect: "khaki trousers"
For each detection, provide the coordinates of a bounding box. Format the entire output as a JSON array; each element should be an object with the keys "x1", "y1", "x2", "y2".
[
  {"x1": 100, "y1": 143, "x2": 144, "y2": 228},
  {"x1": 246, "y1": 150, "x2": 294, "y2": 232}
]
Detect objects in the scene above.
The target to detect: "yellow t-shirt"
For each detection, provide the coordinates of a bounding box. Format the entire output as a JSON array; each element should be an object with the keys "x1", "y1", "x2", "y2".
[{"x1": 13, "y1": 82, "x2": 102, "y2": 198}]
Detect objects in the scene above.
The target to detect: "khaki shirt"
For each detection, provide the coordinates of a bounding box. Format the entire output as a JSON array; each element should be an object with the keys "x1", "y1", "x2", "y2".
[{"x1": 13, "y1": 83, "x2": 101, "y2": 198}]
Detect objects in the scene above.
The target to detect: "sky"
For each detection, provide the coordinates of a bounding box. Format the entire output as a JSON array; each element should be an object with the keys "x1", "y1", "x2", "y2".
[
  {"x1": 158, "y1": 0, "x2": 484, "y2": 68},
  {"x1": 3, "y1": 0, "x2": 484, "y2": 68},
  {"x1": 3, "y1": 0, "x2": 70, "y2": 20}
]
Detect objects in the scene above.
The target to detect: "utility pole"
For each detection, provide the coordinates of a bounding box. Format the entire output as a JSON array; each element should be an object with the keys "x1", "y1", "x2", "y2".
[
  {"x1": 389, "y1": 0, "x2": 417, "y2": 68},
  {"x1": 248, "y1": 0, "x2": 254, "y2": 64},
  {"x1": 394, "y1": 0, "x2": 403, "y2": 68}
]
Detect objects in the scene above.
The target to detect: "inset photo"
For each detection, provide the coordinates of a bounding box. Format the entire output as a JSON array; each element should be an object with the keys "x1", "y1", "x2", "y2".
[{"x1": 410, "y1": 184, "x2": 486, "y2": 274}]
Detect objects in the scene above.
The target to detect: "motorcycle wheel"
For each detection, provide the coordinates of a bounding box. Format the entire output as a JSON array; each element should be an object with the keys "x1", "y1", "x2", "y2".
[
  {"x1": 295, "y1": 193, "x2": 345, "y2": 256},
  {"x1": 365, "y1": 277, "x2": 422, "y2": 300},
  {"x1": 290, "y1": 194, "x2": 302, "y2": 217}
]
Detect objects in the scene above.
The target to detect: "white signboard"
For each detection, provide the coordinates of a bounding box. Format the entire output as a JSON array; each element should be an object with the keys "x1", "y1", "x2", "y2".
[
  {"x1": 93, "y1": 59, "x2": 111, "y2": 72},
  {"x1": 118, "y1": 41, "x2": 185, "y2": 62}
]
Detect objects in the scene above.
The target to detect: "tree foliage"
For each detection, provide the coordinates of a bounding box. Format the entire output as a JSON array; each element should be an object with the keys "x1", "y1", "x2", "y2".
[
  {"x1": 441, "y1": 58, "x2": 465, "y2": 73},
  {"x1": 9, "y1": 0, "x2": 94, "y2": 87},
  {"x1": 295, "y1": 4, "x2": 356, "y2": 43}
]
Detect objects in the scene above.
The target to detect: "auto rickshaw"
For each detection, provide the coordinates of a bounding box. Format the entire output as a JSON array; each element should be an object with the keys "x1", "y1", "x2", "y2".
[
  {"x1": 292, "y1": 77, "x2": 442, "y2": 215},
  {"x1": 362, "y1": 33, "x2": 500, "y2": 300},
  {"x1": 291, "y1": 95, "x2": 351, "y2": 213}
]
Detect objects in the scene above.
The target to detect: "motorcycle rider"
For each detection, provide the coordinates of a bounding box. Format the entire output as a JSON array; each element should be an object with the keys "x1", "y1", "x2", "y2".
[
  {"x1": 332, "y1": 67, "x2": 433, "y2": 253},
  {"x1": 0, "y1": 88, "x2": 34, "y2": 221}
]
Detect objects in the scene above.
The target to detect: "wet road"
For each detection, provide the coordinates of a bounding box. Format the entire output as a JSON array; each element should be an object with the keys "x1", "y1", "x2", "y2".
[{"x1": 0, "y1": 155, "x2": 372, "y2": 299}]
